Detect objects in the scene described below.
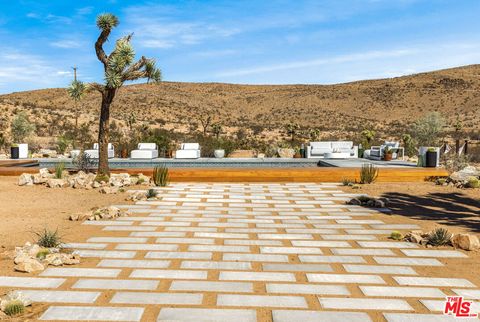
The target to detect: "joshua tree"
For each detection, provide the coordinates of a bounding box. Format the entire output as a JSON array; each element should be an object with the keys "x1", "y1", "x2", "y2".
[
  {"x1": 360, "y1": 129, "x2": 375, "y2": 149},
  {"x1": 285, "y1": 122, "x2": 300, "y2": 142},
  {"x1": 87, "y1": 13, "x2": 161, "y2": 177},
  {"x1": 198, "y1": 110, "x2": 213, "y2": 136},
  {"x1": 211, "y1": 123, "x2": 223, "y2": 139},
  {"x1": 309, "y1": 128, "x2": 321, "y2": 141},
  {"x1": 67, "y1": 79, "x2": 86, "y2": 148}
]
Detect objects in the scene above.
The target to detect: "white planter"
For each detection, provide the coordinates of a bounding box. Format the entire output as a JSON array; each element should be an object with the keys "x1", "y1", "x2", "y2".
[{"x1": 214, "y1": 149, "x2": 225, "y2": 158}]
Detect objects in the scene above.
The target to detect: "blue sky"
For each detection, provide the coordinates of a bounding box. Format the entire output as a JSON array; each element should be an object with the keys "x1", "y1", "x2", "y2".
[{"x1": 0, "y1": 0, "x2": 479, "y2": 93}]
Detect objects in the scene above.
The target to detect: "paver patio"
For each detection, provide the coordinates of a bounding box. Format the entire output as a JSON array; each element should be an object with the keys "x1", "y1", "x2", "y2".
[{"x1": 0, "y1": 183, "x2": 478, "y2": 321}]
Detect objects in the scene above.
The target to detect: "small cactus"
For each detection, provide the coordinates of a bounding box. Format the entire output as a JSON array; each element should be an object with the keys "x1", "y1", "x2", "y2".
[
  {"x1": 36, "y1": 248, "x2": 50, "y2": 260},
  {"x1": 427, "y1": 228, "x2": 452, "y2": 246},
  {"x1": 390, "y1": 231, "x2": 403, "y2": 241},
  {"x1": 152, "y1": 165, "x2": 169, "y2": 187},
  {"x1": 466, "y1": 177, "x2": 479, "y2": 189},
  {"x1": 3, "y1": 300, "x2": 25, "y2": 316},
  {"x1": 146, "y1": 188, "x2": 158, "y2": 198}
]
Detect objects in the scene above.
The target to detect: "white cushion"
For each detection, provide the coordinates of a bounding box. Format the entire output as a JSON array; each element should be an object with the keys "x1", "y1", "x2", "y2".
[
  {"x1": 384, "y1": 141, "x2": 399, "y2": 148},
  {"x1": 331, "y1": 141, "x2": 353, "y2": 149},
  {"x1": 310, "y1": 142, "x2": 332, "y2": 149},
  {"x1": 131, "y1": 149, "x2": 158, "y2": 159},
  {"x1": 176, "y1": 149, "x2": 200, "y2": 159},
  {"x1": 182, "y1": 143, "x2": 200, "y2": 150},
  {"x1": 138, "y1": 143, "x2": 157, "y2": 150},
  {"x1": 92, "y1": 143, "x2": 114, "y2": 150},
  {"x1": 311, "y1": 148, "x2": 332, "y2": 155}
]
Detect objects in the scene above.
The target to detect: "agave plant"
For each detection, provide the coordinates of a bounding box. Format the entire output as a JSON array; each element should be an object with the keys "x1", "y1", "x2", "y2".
[
  {"x1": 359, "y1": 164, "x2": 379, "y2": 184},
  {"x1": 427, "y1": 228, "x2": 452, "y2": 246},
  {"x1": 152, "y1": 165, "x2": 169, "y2": 187},
  {"x1": 35, "y1": 228, "x2": 62, "y2": 248}
]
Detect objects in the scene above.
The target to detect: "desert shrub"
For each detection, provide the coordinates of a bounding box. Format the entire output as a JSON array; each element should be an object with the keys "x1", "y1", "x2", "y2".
[
  {"x1": 390, "y1": 231, "x2": 403, "y2": 240},
  {"x1": 410, "y1": 112, "x2": 445, "y2": 147},
  {"x1": 146, "y1": 188, "x2": 158, "y2": 198},
  {"x1": 11, "y1": 112, "x2": 35, "y2": 142},
  {"x1": 360, "y1": 129, "x2": 375, "y2": 149},
  {"x1": 341, "y1": 178, "x2": 355, "y2": 186},
  {"x1": 466, "y1": 177, "x2": 480, "y2": 188},
  {"x1": 153, "y1": 165, "x2": 169, "y2": 187},
  {"x1": 56, "y1": 135, "x2": 71, "y2": 154},
  {"x1": 72, "y1": 152, "x2": 95, "y2": 173},
  {"x1": 54, "y1": 162, "x2": 65, "y2": 179},
  {"x1": 35, "y1": 228, "x2": 62, "y2": 248},
  {"x1": 427, "y1": 228, "x2": 452, "y2": 246},
  {"x1": 443, "y1": 154, "x2": 470, "y2": 173},
  {"x1": 142, "y1": 128, "x2": 172, "y2": 154},
  {"x1": 3, "y1": 300, "x2": 25, "y2": 316},
  {"x1": 359, "y1": 164, "x2": 379, "y2": 184}
]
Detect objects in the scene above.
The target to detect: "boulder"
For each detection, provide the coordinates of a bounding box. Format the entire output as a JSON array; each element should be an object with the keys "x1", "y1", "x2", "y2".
[
  {"x1": 99, "y1": 186, "x2": 119, "y2": 194},
  {"x1": 452, "y1": 234, "x2": 480, "y2": 251},
  {"x1": 39, "y1": 168, "x2": 51, "y2": 177},
  {"x1": 347, "y1": 198, "x2": 362, "y2": 206},
  {"x1": 405, "y1": 231, "x2": 424, "y2": 244},
  {"x1": 450, "y1": 166, "x2": 480, "y2": 182},
  {"x1": 46, "y1": 178, "x2": 68, "y2": 188},
  {"x1": 18, "y1": 173, "x2": 33, "y2": 186},
  {"x1": 14, "y1": 259, "x2": 44, "y2": 273},
  {"x1": 277, "y1": 148, "x2": 295, "y2": 158}
]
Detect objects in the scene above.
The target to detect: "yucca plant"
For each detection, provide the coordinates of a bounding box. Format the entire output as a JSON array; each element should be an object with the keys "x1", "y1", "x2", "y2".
[
  {"x1": 54, "y1": 162, "x2": 65, "y2": 179},
  {"x1": 146, "y1": 188, "x2": 158, "y2": 198},
  {"x1": 152, "y1": 165, "x2": 169, "y2": 187},
  {"x1": 427, "y1": 228, "x2": 452, "y2": 246},
  {"x1": 3, "y1": 300, "x2": 25, "y2": 316},
  {"x1": 35, "y1": 228, "x2": 62, "y2": 248},
  {"x1": 359, "y1": 164, "x2": 379, "y2": 184}
]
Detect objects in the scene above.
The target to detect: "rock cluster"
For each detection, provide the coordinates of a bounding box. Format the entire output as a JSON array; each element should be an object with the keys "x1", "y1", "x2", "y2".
[
  {"x1": 18, "y1": 169, "x2": 150, "y2": 192},
  {"x1": 347, "y1": 196, "x2": 390, "y2": 208},
  {"x1": 437, "y1": 166, "x2": 480, "y2": 188},
  {"x1": 405, "y1": 230, "x2": 479, "y2": 251},
  {"x1": 69, "y1": 206, "x2": 127, "y2": 221},
  {"x1": 0, "y1": 290, "x2": 32, "y2": 316},
  {"x1": 126, "y1": 190, "x2": 161, "y2": 201},
  {"x1": 13, "y1": 242, "x2": 80, "y2": 273}
]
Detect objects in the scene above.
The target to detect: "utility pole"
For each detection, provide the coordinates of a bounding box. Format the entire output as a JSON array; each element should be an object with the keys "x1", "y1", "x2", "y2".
[{"x1": 72, "y1": 66, "x2": 77, "y2": 81}]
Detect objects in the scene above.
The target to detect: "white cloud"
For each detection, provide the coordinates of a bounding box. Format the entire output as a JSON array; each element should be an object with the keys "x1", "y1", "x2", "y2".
[
  {"x1": 50, "y1": 39, "x2": 82, "y2": 48},
  {"x1": 76, "y1": 6, "x2": 94, "y2": 15},
  {"x1": 215, "y1": 49, "x2": 416, "y2": 78}
]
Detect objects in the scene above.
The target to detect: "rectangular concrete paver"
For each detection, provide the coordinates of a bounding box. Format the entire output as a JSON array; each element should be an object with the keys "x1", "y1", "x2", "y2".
[
  {"x1": 111, "y1": 291, "x2": 203, "y2": 305},
  {"x1": 262, "y1": 263, "x2": 333, "y2": 272},
  {"x1": 73, "y1": 278, "x2": 159, "y2": 290},
  {"x1": 97, "y1": 259, "x2": 171, "y2": 268},
  {"x1": 373, "y1": 257, "x2": 443, "y2": 266},
  {"x1": 401, "y1": 249, "x2": 468, "y2": 258},
  {"x1": 0, "y1": 276, "x2": 65, "y2": 288},
  {"x1": 344, "y1": 264, "x2": 417, "y2": 275},
  {"x1": 217, "y1": 294, "x2": 307, "y2": 308},
  {"x1": 267, "y1": 283, "x2": 350, "y2": 295},
  {"x1": 332, "y1": 248, "x2": 395, "y2": 256},
  {"x1": 307, "y1": 273, "x2": 385, "y2": 284},
  {"x1": 170, "y1": 281, "x2": 253, "y2": 292},
  {"x1": 40, "y1": 268, "x2": 121, "y2": 278},
  {"x1": 157, "y1": 308, "x2": 257, "y2": 322},
  {"x1": 223, "y1": 253, "x2": 289, "y2": 262},
  {"x1": 383, "y1": 313, "x2": 471, "y2": 322},
  {"x1": 18, "y1": 290, "x2": 100, "y2": 303},
  {"x1": 39, "y1": 306, "x2": 144, "y2": 321},
  {"x1": 72, "y1": 250, "x2": 137, "y2": 258},
  {"x1": 394, "y1": 276, "x2": 476, "y2": 287},
  {"x1": 360, "y1": 286, "x2": 446, "y2": 298},
  {"x1": 130, "y1": 269, "x2": 207, "y2": 280},
  {"x1": 272, "y1": 310, "x2": 372, "y2": 322},
  {"x1": 181, "y1": 261, "x2": 252, "y2": 270},
  {"x1": 220, "y1": 271, "x2": 296, "y2": 282},
  {"x1": 453, "y1": 289, "x2": 480, "y2": 299},
  {"x1": 319, "y1": 297, "x2": 413, "y2": 311},
  {"x1": 300, "y1": 255, "x2": 365, "y2": 263}
]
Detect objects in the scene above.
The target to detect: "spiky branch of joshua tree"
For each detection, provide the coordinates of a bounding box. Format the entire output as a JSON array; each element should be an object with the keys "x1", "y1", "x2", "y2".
[{"x1": 83, "y1": 13, "x2": 161, "y2": 177}]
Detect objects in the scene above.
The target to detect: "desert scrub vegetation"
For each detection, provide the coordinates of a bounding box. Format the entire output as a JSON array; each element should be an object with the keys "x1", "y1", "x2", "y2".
[
  {"x1": 35, "y1": 228, "x2": 62, "y2": 248},
  {"x1": 427, "y1": 228, "x2": 452, "y2": 246},
  {"x1": 359, "y1": 164, "x2": 379, "y2": 184}
]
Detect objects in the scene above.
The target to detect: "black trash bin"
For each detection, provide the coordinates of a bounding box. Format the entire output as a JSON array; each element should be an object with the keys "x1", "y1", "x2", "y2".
[
  {"x1": 10, "y1": 146, "x2": 19, "y2": 159},
  {"x1": 426, "y1": 150, "x2": 437, "y2": 168}
]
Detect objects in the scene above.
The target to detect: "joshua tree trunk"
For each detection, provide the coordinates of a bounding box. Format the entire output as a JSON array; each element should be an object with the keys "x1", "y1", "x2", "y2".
[{"x1": 97, "y1": 88, "x2": 116, "y2": 176}]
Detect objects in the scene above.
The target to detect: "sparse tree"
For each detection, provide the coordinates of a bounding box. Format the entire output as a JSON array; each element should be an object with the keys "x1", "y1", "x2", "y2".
[
  {"x1": 285, "y1": 122, "x2": 300, "y2": 142},
  {"x1": 83, "y1": 13, "x2": 161, "y2": 177},
  {"x1": 410, "y1": 112, "x2": 445, "y2": 147},
  {"x1": 309, "y1": 128, "x2": 321, "y2": 141},
  {"x1": 360, "y1": 129, "x2": 375, "y2": 149},
  {"x1": 198, "y1": 110, "x2": 213, "y2": 135},
  {"x1": 11, "y1": 112, "x2": 35, "y2": 142}
]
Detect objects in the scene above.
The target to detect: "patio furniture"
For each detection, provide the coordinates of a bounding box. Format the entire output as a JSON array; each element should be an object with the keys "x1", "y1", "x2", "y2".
[
  {"x1": 130, "y1": 143, "x2": 159, "y2": 159},
  {"x1": 85, "y1": 143, "x2": 115, "y2": 159},
  {"x1": 324, "y1": 152, "x2": 351, "y2": 159},
  {"x1": 175, "y1": 143, "x2": 201, "y2": 159},
  {"x1": 306, "y1": 141, "x2": 358, "y2": 158},
  {"x1": 366, "y1": 141, "x2": 404, "y2": 161},
  {"x1": 70, "y1": 150, "x2": 81, "y2": 159}
]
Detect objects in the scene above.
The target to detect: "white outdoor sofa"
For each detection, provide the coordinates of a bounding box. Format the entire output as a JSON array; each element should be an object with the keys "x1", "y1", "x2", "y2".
[
  {"x1": 306, "y1": 141, "x2": 358, "y2": 158},
  {"x1": 130, "y1": 143, "x2": 159, "y2": 159},
  {"x1": 365, "y1": 141, "x2": 404, "y2": 160},
  {"x1": 175, "y1": 143, "x2": 201, "y2": 159},
  {"x1": 85, "y1": 143, "x2": 115, "y2": 159}
]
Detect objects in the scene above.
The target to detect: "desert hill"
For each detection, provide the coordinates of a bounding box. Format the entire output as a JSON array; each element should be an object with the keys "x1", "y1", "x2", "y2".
[{"x1": 0, "y1": 64, "x2": 479, "y2": 147}]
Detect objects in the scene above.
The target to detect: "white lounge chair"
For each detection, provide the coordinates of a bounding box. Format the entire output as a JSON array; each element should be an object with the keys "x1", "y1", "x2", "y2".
[
  {"x1": 85, "y1": 143, "x2": 115, "y2": 159},
  {"x1": 175, "y1": 143, "x2": 201, "y2": 159},
  {"x1": 306, "y1": 141, "x2": 358, "y2": 158},
  {"x1": 366, "y1": 141, "x2": 403, "y2": 160},
  {"x1": 130, "y1": 143, "x2": 159, "y2": 159}
]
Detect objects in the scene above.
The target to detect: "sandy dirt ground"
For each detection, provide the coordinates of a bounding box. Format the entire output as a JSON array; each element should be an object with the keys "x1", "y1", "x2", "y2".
[{"x1": 0, "y1": 178, "x2": 479, "y2": 321}]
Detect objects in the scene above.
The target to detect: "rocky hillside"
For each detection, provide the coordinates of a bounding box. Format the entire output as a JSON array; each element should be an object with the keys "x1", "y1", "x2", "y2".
[{"x1": 0, "y1": 64, "x2": 479, "y2": 145}]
